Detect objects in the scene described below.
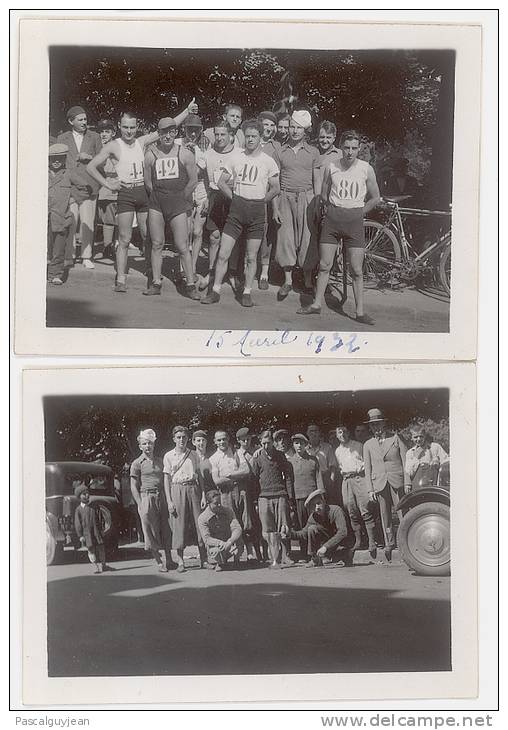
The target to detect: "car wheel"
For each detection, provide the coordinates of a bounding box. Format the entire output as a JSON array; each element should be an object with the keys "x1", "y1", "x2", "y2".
[
  {"x1": 46, "y1": 517, "x2": 63, "y2": 565},
  {"x1": 398, "y1": 501, "x2": 450, "y2": 576}
]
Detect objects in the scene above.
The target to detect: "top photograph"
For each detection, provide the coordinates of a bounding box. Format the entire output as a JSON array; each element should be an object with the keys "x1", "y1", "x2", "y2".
[{"x1": 14, "y1": 18, "x2": 481, "y2": 358}]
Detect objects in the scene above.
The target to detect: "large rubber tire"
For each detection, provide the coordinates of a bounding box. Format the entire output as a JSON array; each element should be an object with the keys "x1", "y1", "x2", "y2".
[
  {"x1": 398, "y1": 501, "x2": 450, "y2": 576},
  {"x1": 439, "y1": 239, "x2": 451, "y2": 296},
  {"x1": 46, "y1": 516, "x2": 63, "y2": 566},
  {"x1": 363, "y1": 220, "x2": 402, "y2": 285}
]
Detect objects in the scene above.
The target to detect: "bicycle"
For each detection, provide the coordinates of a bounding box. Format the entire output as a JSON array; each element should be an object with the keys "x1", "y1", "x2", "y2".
[{"x1": 328, "y1": 197, "x2": 452, "y2": 303}]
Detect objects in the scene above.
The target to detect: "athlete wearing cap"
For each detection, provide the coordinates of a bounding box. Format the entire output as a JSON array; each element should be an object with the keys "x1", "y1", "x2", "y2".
[
  {"x1": 176, "y1": 115, "x2": 210, "y2": 284},
  {"x1": 297, "y1": 129, "x2": 381, "y2": 325},
  {"x1": 273, "y1": 109, "x2": 320, "y2": 299},
  {"x1": 87, "y1": 99, "x2": 198, "y2": 293},
  {"x1": 257, "y1": 111, "x2": 282, "y2": 290},
  {"x1": 57, "y1": 105, "x2": 102, "y2": 269},
  {"x1": 143, "y1": 117, "x2": 200, "y2": 299},
  {"x1": 201, "y1": 119, "x2": 280, "y2": 308}
]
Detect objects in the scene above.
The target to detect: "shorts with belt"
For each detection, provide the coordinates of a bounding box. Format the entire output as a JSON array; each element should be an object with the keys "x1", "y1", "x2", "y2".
[
  {"x1": 319, "y1": 204, "x2": 365, "y2": 249},
  {"x1": 117, "y1": 184, "x2": 149, "y2": 214},
  {"x1": 223, "y1": 195, "x2": 266, "y2": 240},
  {"x1": 206, "y1": 190, "x2": 231, "y2": 233},
  {"x1": 149, "y1": 188, "x2": 192, "y2": 221}
]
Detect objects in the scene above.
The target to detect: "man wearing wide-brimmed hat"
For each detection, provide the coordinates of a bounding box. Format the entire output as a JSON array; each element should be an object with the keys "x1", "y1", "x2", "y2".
[{"x1": 363, "y1": 408, "x2": 410, "y2": 561}]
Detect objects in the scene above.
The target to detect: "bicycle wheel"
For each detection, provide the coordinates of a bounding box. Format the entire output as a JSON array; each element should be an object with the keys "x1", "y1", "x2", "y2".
[
  {"x1": 363, "y1": 220, "x2": 401, "y2": 285},
  {"x1": 438, "y1": 238, "x2": 451, "y2": 296}
]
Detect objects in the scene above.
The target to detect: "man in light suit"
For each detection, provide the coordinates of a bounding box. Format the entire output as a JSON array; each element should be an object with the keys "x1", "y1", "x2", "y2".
[
  {"x1": 363, "y1": 408, "x2": 411, "y2": 561},
  {"x1": 57, "y1": 105, "x2": 102, "y2": 268}
]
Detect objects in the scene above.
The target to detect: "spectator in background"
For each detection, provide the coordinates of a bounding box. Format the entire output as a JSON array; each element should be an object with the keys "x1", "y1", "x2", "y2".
[
  {"x1": 306, "y1": 423, "x2": 340, "y2": 504},
  {"x1": 405, "y1": 424, "x2": 449, "y2": 488},
  {"x1": 47, "y1": 144, "x2": 74, "y2": 285},
  {"x1": 315, "y1": 120, "x2": 342, "y2": 189},
  {"x1": 354, "y1": 423, "x2": 371, "y2": 445},
  {"x1": 275, "y1": 113, "x2": 290, "y2": 145},
  {"x1": 363, "y1": 408, "x2": 410, "y2": 562},
  {"x1": 383, "y1": 158, "x2": 419, "y2": 199},
  {"x1": 198, "y1": 490, "x2": 243, "y2": 571},
  {"x1": 74, "y1": 483, "x2": 113, "y2": 573},
  {"x1": 57, "y1": 105, "x2": 102, "y2": 269},
  {"x1": 96, "y1": 119, "x2": 118, "y2": 260},
  {"x1": 209, "y1": 430, "x2": 250, "y2": 522},
  {"x1": 192, "y1": 429, "x2": 215, "y2": 492},
  {"x1": 273, "y1": 109, "x2": 320, "y2": 297},
  {"x1": 235, "y1": 427, "x2": 263, "y2": 563},
  {"x1": 286, "y1": 433, "x2": 324, "y2": 561},
  {"x1": 257, "y1": 110, "x2": 282, "y2": 290},
  {"x1": 204, "y1": 103, "x2": 245, "y2": 149}
]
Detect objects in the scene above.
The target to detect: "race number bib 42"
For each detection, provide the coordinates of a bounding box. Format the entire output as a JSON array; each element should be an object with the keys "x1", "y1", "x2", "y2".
[{"x1": 155, "y1": 157, "x2": 179, "y2": 181}]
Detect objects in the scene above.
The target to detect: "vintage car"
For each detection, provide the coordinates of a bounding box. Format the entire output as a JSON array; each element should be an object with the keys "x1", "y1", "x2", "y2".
[
  {"x1": 397, "y1": 461, "x2": 450, "y2": 577},
  {"x1": 46, "y1": 461, "x2": 122, "y2": 565}
]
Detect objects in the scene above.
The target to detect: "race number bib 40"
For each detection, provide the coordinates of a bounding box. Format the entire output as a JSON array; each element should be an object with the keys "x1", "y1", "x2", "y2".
[
  {"x1": 237, "y1": 162, "x2": 259, "y2": 186},
  {"x1": 155, "y1": 157, "x2": 179, "y2": 181}
]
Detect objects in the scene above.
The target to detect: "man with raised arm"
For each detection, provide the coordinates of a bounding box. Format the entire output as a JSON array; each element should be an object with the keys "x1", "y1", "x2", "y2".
[{"x1": 86, "y1": 99, "x2": 197, "y2": 293}]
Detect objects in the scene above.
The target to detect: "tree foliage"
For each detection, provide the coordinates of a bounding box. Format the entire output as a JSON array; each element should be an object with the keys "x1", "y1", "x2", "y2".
[{"x1": 44, "y1": 390, "x2": 449, "y2": 474}]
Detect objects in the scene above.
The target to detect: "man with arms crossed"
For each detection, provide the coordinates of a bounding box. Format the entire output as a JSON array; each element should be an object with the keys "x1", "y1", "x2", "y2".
[
  {"x1": 297, "y1": 129, "x2": 381, "y2": 324},
  {"x1": 201, "y1": 119, "x2": 280, "y2": 308},
  {"x1": 87, "y1": 99, "x2": 197, "y2": 292}
]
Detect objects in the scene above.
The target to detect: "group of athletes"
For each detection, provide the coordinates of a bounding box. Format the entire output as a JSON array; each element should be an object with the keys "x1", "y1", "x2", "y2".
[{"x1": 48, "y1": 97, "x2": 383, "y2": 324}]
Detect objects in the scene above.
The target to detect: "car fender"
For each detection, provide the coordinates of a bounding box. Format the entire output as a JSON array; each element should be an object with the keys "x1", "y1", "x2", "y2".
[{"x1": 398, "y1": 487, "x2": 450, "y2": 514}]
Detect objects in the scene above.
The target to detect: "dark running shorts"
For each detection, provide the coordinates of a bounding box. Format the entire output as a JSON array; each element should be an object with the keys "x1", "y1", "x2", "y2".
[
  {"x1": 117, "y1": 186, "x2": 149, "y2": 215},
  {"x1": 206, "y1": 190, "x2": 231, "y2": 233},
  {"x1": 223, "y1": 195, "x2": 266, "y2": 240},
  {"x1": 149, "y1": 190, "x2": 192, "y2": 221},
  {"x1": 319, "y1": 205, "x2": 365, "y2": 249}
]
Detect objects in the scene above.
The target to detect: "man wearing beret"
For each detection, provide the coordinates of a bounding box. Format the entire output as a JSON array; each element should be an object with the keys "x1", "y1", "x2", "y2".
[
  {"x1": 290, "y1": 490, "x2": 354, "y2": 568},
  {"x1": 273, "y1": 109, "x2": 320, "y2": 298},
  {"x1": 57, "y1": 106, "x2": 102, "y2": 269},
  {"x1": 363, "y1": 408, "x2": 410, "y2": 561}
]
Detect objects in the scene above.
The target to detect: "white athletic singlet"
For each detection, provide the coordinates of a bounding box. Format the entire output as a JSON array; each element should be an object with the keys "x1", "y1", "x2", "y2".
[
  {"x1": 205, "y1": 147, "x2": 243, "y2": 191},
  {"x1": 225, "y1": 149, "x2": 279, "y2": 201},
  {"x1": 114, "y1": 138, "x2": 145, "y2": 185},
  {"x1": 328, "y1": 158, "x2": 370, "y2": 209}
]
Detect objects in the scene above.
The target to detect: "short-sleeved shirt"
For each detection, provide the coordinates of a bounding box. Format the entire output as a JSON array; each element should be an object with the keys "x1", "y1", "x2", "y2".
[
  {"x1": 225, "y1": 149, "x2": 279, "y2": 201},
  {"x1": 260, "y1": 138, "x2": 281, "y2": 167},
  {"x1": 328, "y1": 159, "x2": 370, "y2": 209},
  {"x1": 130, "y1": 453, "x2": 164, "y2": 492},
  {"x1": 205, "y1": 147, "x2": 243, "y2": 191},
  {"x1": 335, "y1": 440, "x2": 365, "y2": 475},
  {"x1": 163, "y1": 448, "x2": 200, "y2": 484},
  {"x1": 279, "y1": 140, "x2": 319, "y2": 192},
  {"x1": 209, "y1": 448, "x2": 241, "y2": 480}
]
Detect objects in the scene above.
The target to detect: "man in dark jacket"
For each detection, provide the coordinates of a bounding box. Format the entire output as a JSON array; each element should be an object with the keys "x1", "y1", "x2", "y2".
[
  {"x1": 57, "y1": 105, "x2": 102, "y2": 268},
  {"x1": 290, "y1": 489, "x2": 354, "y2": 568}
]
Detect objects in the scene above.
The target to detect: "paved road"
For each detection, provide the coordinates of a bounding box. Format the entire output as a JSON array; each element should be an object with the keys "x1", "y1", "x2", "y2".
[
  {"x1": 47, "y1": 544, "x2": 451, "y2": 677},
  {"x1": 46, "y1": 251, "x2": 450, "y2": 332}
]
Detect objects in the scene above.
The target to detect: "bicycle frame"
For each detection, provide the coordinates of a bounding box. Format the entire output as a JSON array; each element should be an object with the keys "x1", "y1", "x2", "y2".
[{"x1": 379, "y1": 200, "x2": 451, "y2": 262}]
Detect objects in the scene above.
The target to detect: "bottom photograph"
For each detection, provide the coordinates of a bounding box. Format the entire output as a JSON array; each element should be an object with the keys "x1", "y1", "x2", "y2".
[{"x1": 44, "y1": 386, "x2": 451, "y2": 679}]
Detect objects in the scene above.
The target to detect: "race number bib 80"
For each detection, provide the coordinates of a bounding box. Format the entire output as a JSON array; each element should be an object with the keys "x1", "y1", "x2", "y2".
[
  {"x1": 335, "y1": 178, "x2": 361, "y2": 201},
  {"x1": 155, "y1": 157, "x2": 179, "y2": 181}
]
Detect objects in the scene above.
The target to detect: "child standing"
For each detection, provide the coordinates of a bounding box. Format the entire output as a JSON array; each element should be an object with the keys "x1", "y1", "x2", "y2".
[
  {"x1": 47, "y1": 143, "x2": 74, "y2": 285},
  {"x1": 74, "y1": 483, "x2": 113, "y2": 573}
]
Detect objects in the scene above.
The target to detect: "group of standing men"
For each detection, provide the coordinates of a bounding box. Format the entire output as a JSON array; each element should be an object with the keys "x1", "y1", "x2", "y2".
[
  {"x1": 126, "y1": 409, "x2": 449, "y2": 574},
  {"x1": 48, "y1": 96, "x2": 382, "y2": 323}
]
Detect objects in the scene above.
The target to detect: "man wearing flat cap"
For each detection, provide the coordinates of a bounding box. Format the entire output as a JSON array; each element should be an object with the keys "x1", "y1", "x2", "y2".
[
  {"x1": 286, "y1": 433, "x2": 324, "y2": 561},
  {"x1": 57, "y1": 105, "x2": 102, "y2": 269},
  {"x1": 273, "y1": 109, "x2": 320, "y2": 299},
  {"x1": 47, "y1": 144, "x2": 74, "y2": 285},
  {"x1": 363, "y1": 408, "x2": 410, "y2": 561},
  {"x1": 235, "y1": 427, "x2": 264, "y2": 562},
  {"x1": 290, "y1": 490, "x2": 354, "y2": 568}
]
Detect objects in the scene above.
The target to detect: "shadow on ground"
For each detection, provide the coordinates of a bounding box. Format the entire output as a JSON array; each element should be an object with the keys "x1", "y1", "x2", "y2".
[{"x1": 47, "y1": 572, "x2": 451, "y2": 677}]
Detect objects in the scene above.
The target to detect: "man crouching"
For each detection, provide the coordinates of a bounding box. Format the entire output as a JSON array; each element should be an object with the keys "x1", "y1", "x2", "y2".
[
  {"x1": 290, "y1": 489, "x2": 355, "y2": 568},
  {"x1": 198, "y1": 489, "x2": 244, "y2": 571}
]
